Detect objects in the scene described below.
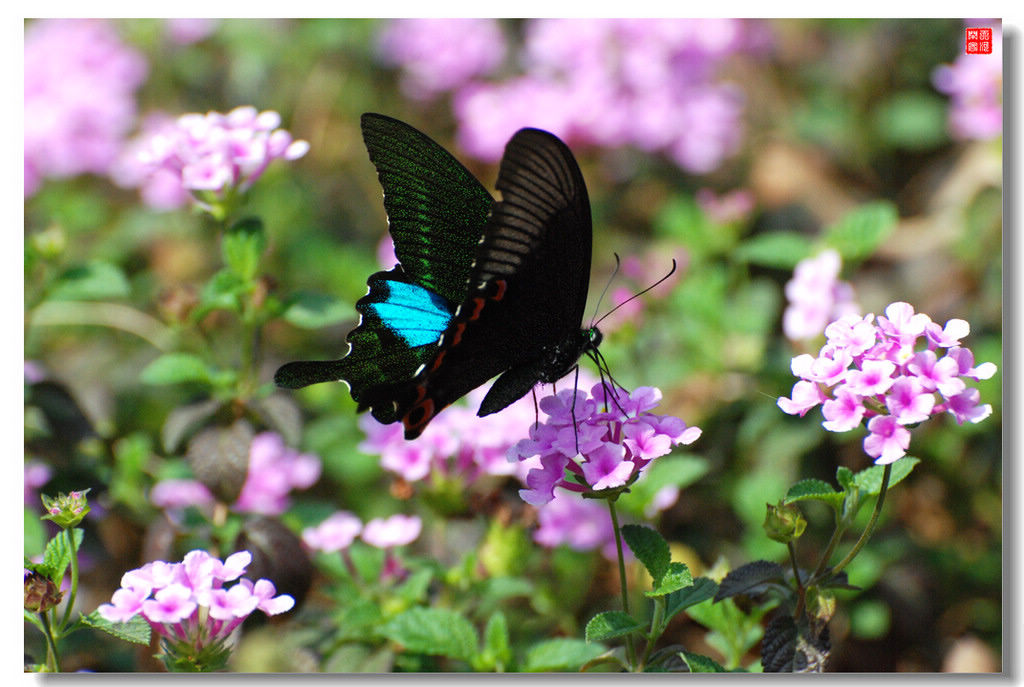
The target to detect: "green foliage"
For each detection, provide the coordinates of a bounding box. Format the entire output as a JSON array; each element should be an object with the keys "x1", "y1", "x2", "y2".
[
  {"x1": 80, "y1": 612, "x2": 151, "y2": 646},
  {"x1": 47, "y1": 261, "x2": 131, "y2": 301},
  {"x1": 522, "y1": 638, "x2": 607, "y2": 672},
  {"x1": 379, "y1": 607, "x2": 478, "y2": 663}
]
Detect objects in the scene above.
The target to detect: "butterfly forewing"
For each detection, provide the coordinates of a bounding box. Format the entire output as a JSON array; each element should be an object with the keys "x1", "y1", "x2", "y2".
[{"x1": 360, "y1": 114, "x2": 493, "y2": 305}]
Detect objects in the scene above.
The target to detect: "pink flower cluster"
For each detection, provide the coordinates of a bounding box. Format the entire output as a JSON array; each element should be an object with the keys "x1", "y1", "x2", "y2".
[
  {"x1": 303, "y1": 513, "x2": 422, "y2": 581},
  {"x1": 358, "y1": 381, "x2": 543, "y2": 486},
  {"x1": 376, "y1": 19, "x2": 506, "y2": 100},
  {"x1": 783, "y1": 250, "x2": 860, "y2": 342},
  {"x1": 24, "y1": 19, "x2": 148, "y2": 196},
  {"x1": 301, "y1": 512, "x2": 422, "y2": 553},
  {"x1": 114, "y1": 106, "x2": 309, "y2": 210},
  {"x1": 509, "y1": 384, "x2": 701, "y2": 506},
  {"x1": 149, "y1": 431, "x2": 320, "y2": 516},
  {"x1": 932, "y1": 22, "x2": 1002, "y2": 141},
  {"x1": 778, "y1": 302, "x2": 996, "y2": 464},
  {"x1": 376, "y1": 19, "x2": 767, "y2": 174},
  {"x1": 97, "y1": 550, "x2": 293, "y2": 646}
]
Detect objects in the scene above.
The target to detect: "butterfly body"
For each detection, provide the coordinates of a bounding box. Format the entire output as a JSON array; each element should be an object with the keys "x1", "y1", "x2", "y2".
[{"x1": 275, "y1": 114, "x2": 598, "y2": 439}]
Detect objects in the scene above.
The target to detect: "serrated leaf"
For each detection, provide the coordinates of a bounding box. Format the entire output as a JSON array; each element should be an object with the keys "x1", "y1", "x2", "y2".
[
  {"x1": 140, "y1": 353, "x2": 212, "y2": 386},
  {"x1": 713, "y1": 560, "x2": 786, "y2": 602},
  {"x1": 523, "y1": 638, "x2": 606, "y2": 672},
  {"x1": 664, "y1": 577, "x2": 719, "y2": 625},
  {"x1": 48, "y1": 261, "x2": 130, "y2": 301},
  {"x1": 585, "y1": 611, "x2": 644, "y2": 642},
  {"x1": 621, "y1": 524, "x2": 670, "y2": 585},
  {"x1": 680, "y1": 651, "x2": 727, "y2": 673},
  {"x1": 646, "y1": 562, "x2": 693, "y2": 597},
  {"x1": 853, "y1": 457, "x2": 919, "y2": 495},
  {"x1": 222, "y1": 217, "x2": 267, "y2": 281},
  {"x1": 733, "y1": 232, "x2": 813, "y2": 269},
  {"x1": 41, "y1": 528, "x2": 83, "y2": 584},
  {"x1": 282, "y1": 291, "x2": 349, "y2": 329},
  {"x1": 784, "y1": 479, "x2": 844, "y2": 510},
  {"x1": 836, "y1": 466, "x2": 855, "y2": 490},
  {"x1": 81, "y1": 610, "x2": 151, "y2": 645},
  {"x1": 823, "y1": 201, "x2": 898, "y2": 262},
  {"x1": 380, "y1": 607, "x2": 478, "y2": 662}
]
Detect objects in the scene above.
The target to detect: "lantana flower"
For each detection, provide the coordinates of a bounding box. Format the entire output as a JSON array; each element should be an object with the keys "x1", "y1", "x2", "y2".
[
  {"x1": 782, "y1": 250, "x2": 860, "y2": 342},
  {"x1": 97, "y1": 550, "x2": 293, "y2": 669},
  {"x1": 114, "y1": 105, "x2": 308, "y2": 215},
  {"x1": 778, "y1": 301, "x2": 996, "y2": 464},
  {"x1": 509, "y1": 383, "x2": 701, "y2": 506}
]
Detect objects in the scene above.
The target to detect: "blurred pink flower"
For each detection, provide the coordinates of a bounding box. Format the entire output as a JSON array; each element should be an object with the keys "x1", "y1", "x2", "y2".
[
  {"x1": 233, "y1": 432, "x2": 321, "y2": 515},
  {"x1": 24, "y1": 19, "x2": 147, "y2": 196},
  {"x1": 25, "y1": 461, "x2": 52, "y2": 506},
  {"x1": 378, "y1": 19, "x2": 506, "y2": 101},
  {"x1": 443, "y1": 19, "x2": 762, "y2": 174},
  {"x1": 302, "y1": 511, "x2": 363, "y2": 553},
  {"x1": 783, "y1": 250, "x2": 860, "y2": 341},
  {"x1": 165, "y1": 18, "x2": 218, "y2": 44},
  {"x1": 114, "y1": 106, "x2": 308, "y2": 211},
  {"x1": 932, "y1": 21, "x2": 1002, "y2": 141},
  {"x1": 361, "y1": 514, "x2": 422, "y2": 548}
]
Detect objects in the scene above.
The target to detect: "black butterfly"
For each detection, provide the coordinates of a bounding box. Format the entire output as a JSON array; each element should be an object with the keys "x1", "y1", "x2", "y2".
[{"x1": 275, "y1": 113, "x2": 601, "y2": 439}]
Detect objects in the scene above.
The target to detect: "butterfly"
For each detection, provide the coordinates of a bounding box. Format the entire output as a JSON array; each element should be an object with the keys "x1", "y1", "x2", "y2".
[{"x1": 274, "y1": 113, "x2": 601, "y2": 439}]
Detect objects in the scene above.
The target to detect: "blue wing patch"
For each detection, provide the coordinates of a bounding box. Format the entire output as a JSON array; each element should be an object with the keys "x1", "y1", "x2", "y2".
[{"x1": 367, "y1": 281, "x2": 453, "y2": 347}]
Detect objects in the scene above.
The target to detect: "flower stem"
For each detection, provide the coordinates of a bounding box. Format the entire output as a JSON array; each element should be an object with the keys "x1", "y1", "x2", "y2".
[
  {"x1": 59, "y1": 529, "x2": 80, "y2": 630},
  {"x1": 40, "y1": 611, "x2": 60, "y2": 672},
  {"x1": 825, "y1": 463, "x2": 893, "y2": 580},
  {"x1": 607, "y1": 499, "x2": 637, "y2": 669}
]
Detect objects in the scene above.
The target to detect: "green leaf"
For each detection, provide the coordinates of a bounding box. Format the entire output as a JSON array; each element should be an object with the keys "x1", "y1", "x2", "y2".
[
  {"x1": 41, "y1": 528, "x2": 83, "y2": 584},
  {"x1": 481, "y1": 611, "x2": 511, "y2": 671},
  {"x1": 621, "y1": 524, "x2": 670, "y2": 585},
  {"x1": 713, "y1": 560, "x2": 786, "y2": 602},
  {"x1": 380, "y1": 607, "x2": 478, "y2": 662},
  {"x1": 222, "y1": 217, "x2": 267, "y2": 281},
  {"x1": 733, "y1": 232, "x2": 813, "y2": 269},
  {"x1": 584, "y1": 611, "x2": 644, "y2": 642},
  {"x1": 48, "y1": 261, "x2": 131, "y2": 301},
  {"x1": 836, "y1": 466, "x2": 855, "y2": 490},
  {"x1": 282, "y1": 291, "x2": 350, "y2": 329},
  {"x1": 523, "y1": 638, "x2": 606, "y2": 672},
  {"x1": 784, "y1": 479, "x2": 845, "y2": 510},
  {"x1": 872, "y1": 92, "x2": 948, "y2": 150},
  {"x1": 645, "y1": 562, "x2": 693, "y2": 597},
  {"x1": 194, "y1": 269, "x2": 246, "y2": 319},
  {"x1": 395, "y1": 568, "x2": 433, "y2": 605},
  {"x1": 81, "y1": 610, "x2": 151, "y2": 645},
  {"x1": 853, "y1": 457, "x2": 920, "y2": 495},
  {"x1": 140, "y1": 353, "x2": 212, "y2": 386},
  {"x1": 664, "y1": 577, "x2": 719, "y2": 625},
  {"x1": 680, "y1": 651, "x2": 727, "y2": 673},
  {"x1": 24, "y1": 507, "x2": 46, "y2": 559},
  {"x1": 823, "y1": 201, "x2": 898, "y2": 262}
]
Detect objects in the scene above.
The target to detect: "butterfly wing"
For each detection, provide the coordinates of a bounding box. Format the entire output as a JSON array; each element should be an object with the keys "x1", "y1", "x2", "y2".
[
  {"x1": 274, "y1": 114, "x2": 493, "y2": 419},
  {"x1": 381, "y1": 127, "x2": 594, "y2": 437}
]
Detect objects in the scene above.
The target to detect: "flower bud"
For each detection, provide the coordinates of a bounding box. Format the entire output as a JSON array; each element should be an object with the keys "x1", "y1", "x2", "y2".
[
  {"x1": 763, "y1": 501, "x2": 807, "y2": 543},
  {"x1": 24, "y1": 571, "x2": 62, "y2": 613},
  {"x1": 40, "y1": 489, "x2": 91, "y2": 528}
]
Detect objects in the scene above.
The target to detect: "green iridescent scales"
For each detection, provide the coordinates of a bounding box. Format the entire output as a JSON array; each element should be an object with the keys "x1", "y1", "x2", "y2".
[{"x1": 274, "y1": 114, "x2": 493, "y2": 421}]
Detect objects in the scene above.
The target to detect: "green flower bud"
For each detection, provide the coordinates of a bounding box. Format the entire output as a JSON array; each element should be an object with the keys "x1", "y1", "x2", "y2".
[
  {"x1": 763, "y1": 501, "x2": 807, "y2": 543},
  {"x1": 40, "y1": 489, "x2": 91, "y2": 529}
]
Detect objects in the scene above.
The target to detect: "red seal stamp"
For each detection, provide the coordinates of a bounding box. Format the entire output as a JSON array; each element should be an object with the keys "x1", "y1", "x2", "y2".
[{"x1": 965, "y1": 27, "x2": 993, "y2": 54}]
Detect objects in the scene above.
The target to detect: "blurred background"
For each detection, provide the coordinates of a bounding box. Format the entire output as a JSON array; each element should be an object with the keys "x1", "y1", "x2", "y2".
[{"x1": 24, "y1": 18, "x2": 1001, "y2": 672}]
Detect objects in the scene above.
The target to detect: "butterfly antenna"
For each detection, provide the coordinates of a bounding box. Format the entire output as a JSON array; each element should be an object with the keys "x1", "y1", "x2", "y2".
[
  {"x1": 571, "y1": 365, "x2": 581, "y2": 455},
  {"x1": 593, "y1": 258, "x2": 678, "y2": 329},
  {"x1": 588, "y1": 253, "x2": 622, "y2": 327},
  {"x1": 588, "y1": 347, "x2": 630, "y2": 417}
]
